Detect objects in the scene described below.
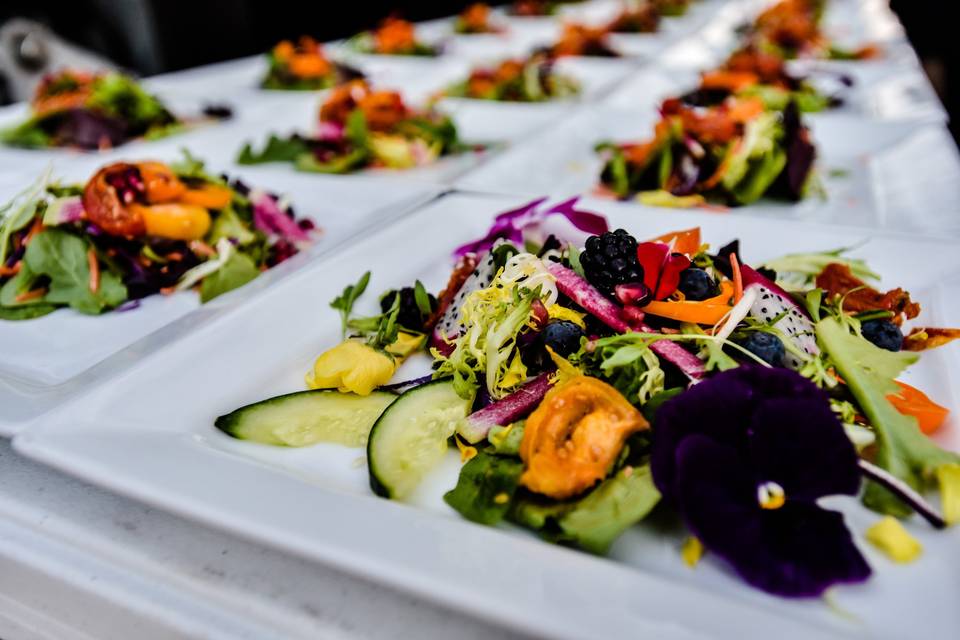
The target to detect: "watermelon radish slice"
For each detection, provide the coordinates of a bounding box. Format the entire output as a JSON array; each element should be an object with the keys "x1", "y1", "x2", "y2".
[
  {"x1": 546, "y1": 263, "x2": 705, "y2": 381},
  {"x1": 458, "y1": 373, "x2": 554, "y2": 443}
]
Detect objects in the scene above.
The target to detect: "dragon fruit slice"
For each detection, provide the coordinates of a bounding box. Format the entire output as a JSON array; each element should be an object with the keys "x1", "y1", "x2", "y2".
[
  {"x1": 749, "y1": 283, "x2": 819, "y2": 369},
  {"x1": 430, "y1": 248, "x2": 500, "y2": 354}
]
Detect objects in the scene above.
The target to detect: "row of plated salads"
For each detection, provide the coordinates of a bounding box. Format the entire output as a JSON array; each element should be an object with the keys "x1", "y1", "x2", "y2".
[
  {"x1": 217, "y1": 197, "x2": 960, "y2": 598},
  {"x1": 0, "y1": 0, "x2": 889, "y2": 321}
]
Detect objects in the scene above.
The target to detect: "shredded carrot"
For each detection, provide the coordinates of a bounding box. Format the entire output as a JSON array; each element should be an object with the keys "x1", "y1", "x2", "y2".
[
  {"x1": 730, "y1": 253, "x2": 743, "y2": 304},
  {"x1": 166, "y1": 252, "x2": 184, "y2": 262},
  {"x1": 188, "y1": 241, "x2": 216, "y2": 258},
  {"x1": 0, "y1": 262, "x2": 22, "y2": 277},
  {"x1": 14, "y1": 288, "x2": 46, "y2": 303},
  {"x1": 160, "y1": 286, "x2": 177, "y2": 296},
  {"x1": 24, "y1": 217, "x2": 44, "y2": 245},
  {"x1": 87, "y1": 248, "x2": 100, "y2": 294}
]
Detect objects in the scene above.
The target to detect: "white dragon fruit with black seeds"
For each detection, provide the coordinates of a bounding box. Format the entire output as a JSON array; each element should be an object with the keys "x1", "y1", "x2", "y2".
[
  {"x1": 431, "y1": 247, "x2": 500, "y2": 350},
  {"x1": 749, "y1": 284, "x2": 819, "y2": 369}
]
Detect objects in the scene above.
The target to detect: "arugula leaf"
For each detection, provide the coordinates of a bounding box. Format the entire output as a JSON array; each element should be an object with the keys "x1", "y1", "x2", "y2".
[
  {"x1": 0, "y1": 119, "x2": 52, "y2": 148},
  {"x1": 294, "y1": 148, "x2": 369, "y2": 174},
  {"x1": 198, "y1": 251, "x2": 260, "y2": 303},
  {"x1": 24, "y1": 229, "x2": 126, "y2": 314},
  {"x1": 330, "y1": 271, "x2": 371, "y2": 338},
  {"x1": 817, "y1": 317, "x2": 960, "y2": 516},
  {"x1": 237, "y1": 135, "x2": 311, "y2": 165},
  {"x1": 443, "y1": 451, "x2": 524, "y2": 525},
  {"x1": 0, "y1": 262, "x2": 43, "y2": 307}
]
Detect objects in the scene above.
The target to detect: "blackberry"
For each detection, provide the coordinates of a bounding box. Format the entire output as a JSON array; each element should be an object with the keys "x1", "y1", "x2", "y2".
[
  {"x1": 861, "y1": 319, "x2": 903, "y2": 352},
  {"x1": 678, "y1": 267, "x2": 718, "y2": 301},
  {"x1": 580, "y1": 229, "x2": 644, "y2": 296},
  {"x1": 541, "y1": 320, "x2": 585, "y2": 356},
  {"x1": 739, "y1": 332, "x2": 785, "y2": 367},
  {"x1": 381, "y1": 287, "x2": 437, "y2": 332}
]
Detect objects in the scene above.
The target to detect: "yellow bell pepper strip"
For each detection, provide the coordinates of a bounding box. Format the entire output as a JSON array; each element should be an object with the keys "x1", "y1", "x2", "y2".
[
  {"x1": 519, "y1": 376, "x2": 648, "y2": 499},
  {"x1": 132, "y1": 203, "x2": 212, "y2": 241},
  {"x1": 178, "y1": 184, "x2": 234, "y2": 209},
  {"x1": 642, "y1": 281, "x2": 734, "y2": 325},
  {"x1": 936, "y1": 463, "x2": 960, "y2": 525}
]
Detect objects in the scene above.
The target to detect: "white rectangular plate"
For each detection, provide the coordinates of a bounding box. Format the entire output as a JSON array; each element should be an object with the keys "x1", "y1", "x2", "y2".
[
  {"x1": 15, "y1": 191, "x2": 960, "y2": 639},
  {"x1": 455, "y1": 104, "x2": 960, "y2": 232},
  {"x1": 0, "y1": 151, "x2": 439, "y2": 433}
]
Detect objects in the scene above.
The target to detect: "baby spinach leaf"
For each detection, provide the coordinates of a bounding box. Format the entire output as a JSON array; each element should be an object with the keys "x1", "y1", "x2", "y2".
[
  {"x1": 237, "y1": 135, "x2": 310, "y2": 165},
  {"x1": 199, "y1": 251, "x2": 260, "y2": 303},
  {"x1": 443, "y1": 451, "x2": 524, "y2": 525},
  {"x1": 24, "y1": 229, "x2": 126, "y2": 314}
]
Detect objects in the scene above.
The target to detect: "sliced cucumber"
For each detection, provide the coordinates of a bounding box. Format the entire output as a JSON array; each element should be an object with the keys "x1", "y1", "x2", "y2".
[
  {"x1": 368, "y1": 380, "x2": 474, "y2": 500},
  {"x1": 215, "y1": 389, "x2": 396, "y2": 448}
]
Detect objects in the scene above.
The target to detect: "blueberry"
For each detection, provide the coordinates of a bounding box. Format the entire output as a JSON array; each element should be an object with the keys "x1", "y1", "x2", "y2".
[
  {"x1": 678, "y1": 268, "x2": 718, "y2": 301},
  {"x1": 861, "y1": 319, "x2": 903, "y2": 352},
  {"x1": 541, "y1": 320, "x2": 585, "y2": 356},
  {"x1": 740, "y1": 332, "x2": 785, "y2": 367}
]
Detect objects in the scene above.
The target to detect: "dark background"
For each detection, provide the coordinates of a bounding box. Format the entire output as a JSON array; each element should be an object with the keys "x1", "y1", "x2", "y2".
[{"x1": 0, "y1": 1, "x2": 955, "y2": 135}]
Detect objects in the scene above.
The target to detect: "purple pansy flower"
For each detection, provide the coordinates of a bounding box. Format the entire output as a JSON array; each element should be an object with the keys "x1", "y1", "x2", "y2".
[
  {"x1": 652, "y1": 366, "x2": 871, "y2": 597},
  {"x1": 453, "y1": 197, "x2": 608, "y2": 258}
]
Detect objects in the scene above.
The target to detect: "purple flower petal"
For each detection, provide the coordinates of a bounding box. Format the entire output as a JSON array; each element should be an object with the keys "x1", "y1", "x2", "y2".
[
  {"x1": 748, "y1": 398, "x2": 861, "y2": 502},
  {"x1": 452, "y1": 197, "x2": 608, "y2": 258},
  {"x1": 675, "y1": 435, "x2": 871, "y2": 598}
]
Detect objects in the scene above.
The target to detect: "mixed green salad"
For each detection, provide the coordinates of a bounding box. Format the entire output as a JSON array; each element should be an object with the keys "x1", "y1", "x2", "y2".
[
  {"x1": 444, "y1": 54, "x2": 580, "y2": 102},
  {"x1": 217, "y1": 198, "x2": 960, "y2": 597},
  {"x1": 348, "y1": 17, "x2": 439, "y2": 56},
  {"x1": 596, "y1": 96, "x2": 817, "y2": 206},
  {"x1": 261, "y1": 36, "x2": 363, "y2": 91},
  {"x1": 238, "y1": 80, "x2": 468, "y2": 173},
  {"x1": 0, "y1": 153, "x2": 315, "y2": 320},
  {"x1": 0, "y1": 70, "x2": 229, "y2": 150}
]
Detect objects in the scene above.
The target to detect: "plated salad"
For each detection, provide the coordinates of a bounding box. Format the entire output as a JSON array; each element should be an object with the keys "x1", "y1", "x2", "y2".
[
  {"x1": 606, "y1": 3, "x2": 661, "y2": 33},
  {"x1": 217, "y1": 199, "x2": 960, "y2": 598},
  {"x1": 0, "y1": 154, "x2": 314, "y2": 320},
  {"x1": 0, "y1": 70, "x2": 229, "y2": 150},
  {"x1": 743, "y1": 0, "x2": 879, "y2": 60},
  {"x1": 680, "y1": 46, "x2": 846, "y2": 112},
  {"x1": 546, "y1": 24, "x2": 620, "y2": 57},
  {"x1": 349, "y1": 17, "x2": 439, "y2": 57},
  {"x1": 444, "y1": 54, "x2": 580, "y2": 102},
  {"x1": 454, "y1": 3, "x2": 504, "y2": 34},
  {"x1": 261, "y1": 36, "x2": 363, "y2": 90},
  {"x1": 238, "y1": 80, "x2": 466, "y2": 173},
  {"x1": 509, "y1": 0, "x2": 560, "y2": 16},
  {"x1": 595, "y1": 96, "x2": 817, "y2": 206}
]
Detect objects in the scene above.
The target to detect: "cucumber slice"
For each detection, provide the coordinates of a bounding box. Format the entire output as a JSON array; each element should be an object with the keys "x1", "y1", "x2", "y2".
[
  {"x1": 215, "y1": 389, "x2": 396, "y2": 448},
  {"x1": 368, "y1": 380, "x2": 474, "y2": 500}
]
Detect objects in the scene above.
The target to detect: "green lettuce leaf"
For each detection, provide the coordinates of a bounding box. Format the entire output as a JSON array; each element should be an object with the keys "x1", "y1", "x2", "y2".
[
  {"x1": 816, "y1": 317, "x2": 960, "y2": 516},
  {"x1": 443, "y1": 451, "x2": 524, "y2": 525},
  {"x1": 237, "y1": 135, "x2": 311, "y2": 164},
  {"x1": 198, "y1": 251, "x2": 260, "y2": 303},
  {"x1": 24, "y1": 229, "x2": 126, "y2": 314}
]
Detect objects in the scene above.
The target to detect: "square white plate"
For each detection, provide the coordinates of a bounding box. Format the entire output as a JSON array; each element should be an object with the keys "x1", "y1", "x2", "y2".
[
  {"x1": 0, "y1": 154, "x2": 440, "y2": 433},
  {"x1": 455, "y1": 104, "x2": 960, "y2": 232},
  {"x1": 15, "y1": 191, "x2": 960, "y2": 639}
]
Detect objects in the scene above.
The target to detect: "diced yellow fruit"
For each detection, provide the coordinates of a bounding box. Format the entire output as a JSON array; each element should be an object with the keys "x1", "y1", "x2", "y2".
[
  {"x1": 136, "y1": 204, "x2": 211, "y2": 241},
  {"x1": 936, "y1": 463, "x2": 960, "y2": 525},
  {"x1": 865, "y1": 516, "x2": 923, "y2": 563},
  {"x1": 681, "y1": 536, "x2": 704, "y2": 568},
  {"x1": 306, "y1": 340, "x2": 396, "y2": 396},
  {"x1": 546, "y1": 304, "x2": 586, "y2": 329},
  {"x1": 385, "y1": 331, "x2": 425, "y2": 359}
]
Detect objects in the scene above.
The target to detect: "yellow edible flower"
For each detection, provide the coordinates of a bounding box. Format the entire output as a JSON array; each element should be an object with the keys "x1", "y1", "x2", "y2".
[
  {"x1": 865, "y1": 516, "x2": 923, "y2": 563},
  {"x1": 306, "y1": 340, "x2": 396, "y2": 396},
  {"x1": 547, "y1": 304, "x2": 586, "y2": 329}
]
